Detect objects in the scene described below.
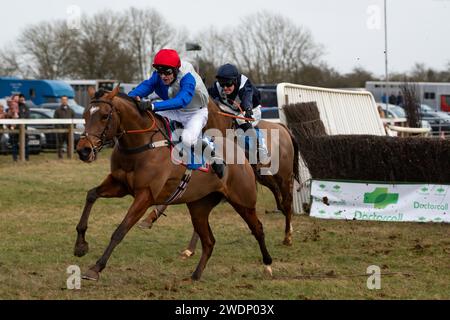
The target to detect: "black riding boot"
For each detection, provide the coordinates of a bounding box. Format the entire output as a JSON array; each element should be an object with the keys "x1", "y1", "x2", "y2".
[{"x1": 202, "y1": 139, "x2": 225, "y2": 179}]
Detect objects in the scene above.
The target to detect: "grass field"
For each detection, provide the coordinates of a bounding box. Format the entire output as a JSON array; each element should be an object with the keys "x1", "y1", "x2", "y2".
[{"x1": 0, "y1": 150, "x2": 449, "y2": 300}]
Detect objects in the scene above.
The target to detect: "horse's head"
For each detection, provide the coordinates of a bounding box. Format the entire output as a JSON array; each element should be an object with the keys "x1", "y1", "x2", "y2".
[{"x1": 77, "y1": 85, "x2": 122, "y2": 162}]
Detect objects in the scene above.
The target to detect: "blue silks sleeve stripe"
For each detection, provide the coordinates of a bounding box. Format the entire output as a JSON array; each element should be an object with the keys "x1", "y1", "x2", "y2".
[
  {"x1": 153, "y1": 73, "x2": 196, "y2": 111},
  {"x1": 128, "y1": 72, "x2": 159, "y2": 98}
]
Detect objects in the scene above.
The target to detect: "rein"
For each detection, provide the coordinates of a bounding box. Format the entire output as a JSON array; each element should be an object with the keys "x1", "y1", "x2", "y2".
[
  {"x1": 215, "y1": 99, "x2": 255, "y2": 122},
  {"x1": 84, "y1": 98, "x2": 169, "y2": 155}
]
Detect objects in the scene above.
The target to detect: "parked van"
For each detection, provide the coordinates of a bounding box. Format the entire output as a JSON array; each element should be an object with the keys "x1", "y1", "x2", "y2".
[{"x1": 0, "y1": 77, "x2": 76, "y2": 105}]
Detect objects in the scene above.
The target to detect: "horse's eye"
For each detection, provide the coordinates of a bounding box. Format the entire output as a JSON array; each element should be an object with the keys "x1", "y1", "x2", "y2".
[{"x1": 101, "y1": 114, "x2": 109, "y2": 120}]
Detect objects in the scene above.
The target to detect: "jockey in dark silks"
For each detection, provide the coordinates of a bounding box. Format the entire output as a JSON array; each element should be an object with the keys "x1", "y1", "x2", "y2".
[
  {"x1": 129, "y1": 49, "x2": 225, "y2": 178},
  {"x1": 208, "y1": 63, "x2": 270, "y2": 163}
]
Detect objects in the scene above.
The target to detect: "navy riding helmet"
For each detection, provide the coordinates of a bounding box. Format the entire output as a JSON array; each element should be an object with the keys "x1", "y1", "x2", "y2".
[{"x1": 216, "y1": 64, "x2": 239, "y2": 81}]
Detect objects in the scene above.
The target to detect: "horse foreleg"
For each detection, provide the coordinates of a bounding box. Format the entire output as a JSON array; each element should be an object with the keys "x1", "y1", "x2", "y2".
[
  {"x1": 229, "y1": 202, "x2": 273, "y2": 277},
  {"x1": 187, "y1": 193, "x2": 222, "y2": 281},
  {"x1": 74, "y1": 175, "x2": 129, "y2": 257},
  {"x1": 138, "y1": 204, "x2": 168, "y2": 229},
  {"x1": 83, "y1": 189, "x2": 152, "y2": 281}
]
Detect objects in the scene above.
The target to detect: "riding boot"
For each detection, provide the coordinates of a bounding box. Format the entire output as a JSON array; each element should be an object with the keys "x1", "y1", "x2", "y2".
[
  {"x1": 202, "y1": 139, "x2": 225, "y2": 179},
  {"x1": 256, "y1": 129, "x2": 271, "y2": 164}
]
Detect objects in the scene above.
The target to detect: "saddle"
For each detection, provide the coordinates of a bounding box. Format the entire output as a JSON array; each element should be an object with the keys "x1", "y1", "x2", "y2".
[{"x1": 163, "y1": 118, "x2": 210, "y2": 172}]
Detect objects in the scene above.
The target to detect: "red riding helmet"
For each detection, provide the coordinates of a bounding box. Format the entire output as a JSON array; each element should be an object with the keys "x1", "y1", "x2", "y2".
[{"x1": 152, "y1": 49, "x2": 181, "y2": 69}]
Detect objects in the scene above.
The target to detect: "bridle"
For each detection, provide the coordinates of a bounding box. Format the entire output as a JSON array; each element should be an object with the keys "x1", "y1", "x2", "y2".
[{"x1": 81, "y1": 98, "x2": 160, "y2": 156}]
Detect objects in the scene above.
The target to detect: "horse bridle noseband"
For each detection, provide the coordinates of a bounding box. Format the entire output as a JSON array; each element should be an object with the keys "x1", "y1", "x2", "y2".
[
  {"x1": 82, "y1": 98, "x2": 172, "y2": 155},
  {"x1": 81, "y1": 99, "x2": 119, "y2": 155}
]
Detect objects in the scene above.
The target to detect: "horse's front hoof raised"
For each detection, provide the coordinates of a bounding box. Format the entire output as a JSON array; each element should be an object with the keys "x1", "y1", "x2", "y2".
[
  {"x1": 82, "y1": 269, "x2": 99, "y2": 281},
  {"x1": 138, "y1": 219, "x2": 153, "y2": 230},
  {"x1": 74, "y1": 242, "x2": 89, "y2": 257}
]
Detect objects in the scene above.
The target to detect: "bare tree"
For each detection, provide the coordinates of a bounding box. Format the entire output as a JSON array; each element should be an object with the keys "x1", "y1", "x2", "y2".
[
  {"x1": 125, "y1": 7, "x2": 175, "y2": 80},
  {"x1": 229, "y1": 11, "x2": 323, "y2": 83},
  {"x1": 191, "y1": 27, "x2": 231, "y2": 83},
  {"x1": 71, "y1": 12, "x2": 138, "y2": 82},
  {"x1": 19, "y1": 21, "x2": 76, "y2": 79},
  {"x1": 0, "y1": 47, "x2": 22, "y2": 76}
]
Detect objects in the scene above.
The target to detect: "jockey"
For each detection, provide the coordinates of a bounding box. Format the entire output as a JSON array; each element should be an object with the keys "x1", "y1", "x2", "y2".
[
  {"x1": 208, "y1": 63, "x2": 270, "y2": 163},
  {"x1": 128, "y1": 49, "x2": 225, "y2": 178}
]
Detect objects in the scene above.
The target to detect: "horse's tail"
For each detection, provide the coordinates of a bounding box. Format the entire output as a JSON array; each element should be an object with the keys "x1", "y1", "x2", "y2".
[{"x1": 279, "y1": 123, "x2": 300, "y2": 183}]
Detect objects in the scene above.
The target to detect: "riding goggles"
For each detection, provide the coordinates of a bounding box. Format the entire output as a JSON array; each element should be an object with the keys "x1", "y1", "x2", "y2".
[
  {"x1": 219, "y1": 80, "x2": 235, "y2": 88},
  {"x1": 155, "y1": 66, "x2": 175, "y2": 76}
]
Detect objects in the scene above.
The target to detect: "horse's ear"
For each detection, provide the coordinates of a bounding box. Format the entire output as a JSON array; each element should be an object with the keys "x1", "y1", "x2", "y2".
[
  {"x1": 88, "y1": 86, "x2": 96, "y2": 99},
  {"x1": 108, "y1": 84, "x2": 121, "y2": 99}
]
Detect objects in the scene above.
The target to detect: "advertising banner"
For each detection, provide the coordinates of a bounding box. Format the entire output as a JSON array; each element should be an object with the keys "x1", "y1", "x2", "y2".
[{"x1": 310, "y1": 180, "x2": 449, "y2": 223}]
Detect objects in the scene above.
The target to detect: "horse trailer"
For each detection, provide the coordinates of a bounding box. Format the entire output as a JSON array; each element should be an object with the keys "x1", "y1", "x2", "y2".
[{"x1": 365, "y1": 81, "x2": 450, "y2": 112}]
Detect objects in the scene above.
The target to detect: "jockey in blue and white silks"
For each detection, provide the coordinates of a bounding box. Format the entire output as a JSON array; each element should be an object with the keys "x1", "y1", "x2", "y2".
[
  {"x1": 128, "y1": 49, "x2": 225, "y2": 178},
  {"x1": 208, "y1": 63, "x2": 270, "y2": 163}
]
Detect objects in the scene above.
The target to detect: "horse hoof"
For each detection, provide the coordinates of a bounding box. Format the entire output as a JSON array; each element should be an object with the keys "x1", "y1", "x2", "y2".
[
  {"x1": 138, "y1": 220, "x2": 153, "y2": 230},
  {"x1": 180, "y1": 249, "x2": 195, "y2": 260},
  {"x1": 74, "y1": 242, "x2": 89, "y2": 257},
  {"x1": 82, "y1": 269, "x2": 99, "y2": 281},
  {"x1": 282, "y1": 238, "x2": 293, "y2": 246},
  {"x1": 263, "y1": 265, "x2": 273, "y2": 278}
]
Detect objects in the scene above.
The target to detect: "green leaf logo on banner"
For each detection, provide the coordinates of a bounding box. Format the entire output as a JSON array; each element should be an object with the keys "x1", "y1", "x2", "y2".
[
  {"x1": 319, "y1": 210, "x2": 326, "y2": 215},
  {"x1": 418, "y1": 217, "x2": 426, "y2": 222},
  {"x1": 421, "y1": 187, "x2": 429, "y2": 192},
  {"x1": 364, "y1": 188, "x2": 399, "y2": 209},
  {"x1": 333, "y1": 185, "x2": 341, "y2": 190},
  {"x1": 320, "y1": 184, "x2": 326, "y2": 189},
  {"x1": 436, "y1": 187, "x2": 445, "y2": 193}
]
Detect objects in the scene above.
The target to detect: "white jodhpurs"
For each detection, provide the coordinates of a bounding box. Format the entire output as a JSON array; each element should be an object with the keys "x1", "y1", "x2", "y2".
[{"x1": 156, "y1": 107, "x2": 209, "y2": 146}]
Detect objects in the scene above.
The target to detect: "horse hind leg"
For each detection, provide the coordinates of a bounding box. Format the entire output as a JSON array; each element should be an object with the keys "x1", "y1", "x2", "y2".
[
  {"x1": 186, "y1": 193, "x2": 222, "y2": 281},
  {"x1": 278, "y1": 175, "x2": 294, "y2": 246},
  {"x1": 257, "y1": 174, "x2": 293, "y2": 246},
  {"x1": 229, "y1": 201, "x2": 273, "y2": 277},
  {"x1": 74, "y1": 174, "x2": 129, "y2": 257}
]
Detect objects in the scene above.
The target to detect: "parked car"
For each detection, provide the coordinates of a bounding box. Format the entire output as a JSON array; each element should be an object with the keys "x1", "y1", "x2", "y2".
[
  {"x1": 0, "y1": 126, "x2": 45, "y2": 155},
  {"x1": 37, "y1": 100, "x2": 85, "y2": 118},
  {"x1": 378, "y1": 103, "x2": 432, "y2": 131},
  {"x1": 29, "y1": 108, "x2": 82, "y2": 149},
  {"x1": 256, "y1": 85, "x2": 280, "y2": 121},
  {"x1": 417, "y1": 104, "x2": 450, "y2": 133}
]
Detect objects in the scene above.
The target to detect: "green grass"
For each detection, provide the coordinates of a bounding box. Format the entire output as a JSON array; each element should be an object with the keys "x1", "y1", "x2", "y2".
[{"x1": 0, "y1": 151, "x2": 449, "y2": 299}]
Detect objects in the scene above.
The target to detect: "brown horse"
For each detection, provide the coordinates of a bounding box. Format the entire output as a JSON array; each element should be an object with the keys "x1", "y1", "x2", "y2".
[
  {"x1": 139, "y1": 99, "x2": 300, "y2": 256},
  {"x1": 74, "y1": 86, "x2": 273, "y2": 281}
]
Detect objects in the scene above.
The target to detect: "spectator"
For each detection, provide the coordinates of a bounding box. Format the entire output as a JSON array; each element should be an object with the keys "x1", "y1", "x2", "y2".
[
  {"x1": 7, "y1": 96, "x2": 29, "y2": 161},
  {"x1": 0, "y1": 103, "x2": 6, "y2": 119},
  {"x1": 396, "y1": 91, "x2": 403, "y2": 106},
  {"x1": 381, "y1": 93, "x2": 387, "y2": 104},
  {"x1": 377, "y1": 105, "x2": 386, "y2": 118},
  {"x1": 18, "y1": 94, "x2": 33, "y2": 109},
  {"x1": 54, "y1": 96, "x2": 75, "y2": 159},
  {"x1": 388, "y1": 93, "x2": 397, "y2": 105}
]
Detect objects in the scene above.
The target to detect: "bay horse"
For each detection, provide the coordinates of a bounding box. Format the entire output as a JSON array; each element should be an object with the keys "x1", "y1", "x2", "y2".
[
  {"x1": 139, "y1": 99, "x2": 300, "y2": 257},
  {"x1": 74, "y1": 86, "x2": 272, "y2": 281}
]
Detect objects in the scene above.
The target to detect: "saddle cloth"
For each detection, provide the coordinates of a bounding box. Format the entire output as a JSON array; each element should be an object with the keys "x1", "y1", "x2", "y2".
[{"x1": 163, "y1": 118, "x2": 210, "y2": 172}]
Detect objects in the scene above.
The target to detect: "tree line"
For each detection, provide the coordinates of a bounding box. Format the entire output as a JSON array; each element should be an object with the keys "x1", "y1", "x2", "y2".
[{"x1": 1, "y1": 7, "x2": 449, "y2": 87}]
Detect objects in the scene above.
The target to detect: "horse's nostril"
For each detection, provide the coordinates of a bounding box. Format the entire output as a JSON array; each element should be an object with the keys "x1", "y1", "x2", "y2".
[{"x1": 77, "y1": 147, "x2": 92, "y2": 160}]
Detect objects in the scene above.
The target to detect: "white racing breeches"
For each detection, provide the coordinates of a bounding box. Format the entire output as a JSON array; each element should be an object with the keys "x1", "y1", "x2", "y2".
[{"x1": 156, "y1": 107, "x2": 209, "y2": 146}]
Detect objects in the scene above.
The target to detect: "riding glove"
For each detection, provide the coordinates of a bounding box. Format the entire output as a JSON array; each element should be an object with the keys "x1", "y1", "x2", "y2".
[
  {"x1": 138, "y1": 101, "x2": 154, "y2": 112},
  {"x1": 244, "y1": 109, "x2": 253, "y2": 120}
]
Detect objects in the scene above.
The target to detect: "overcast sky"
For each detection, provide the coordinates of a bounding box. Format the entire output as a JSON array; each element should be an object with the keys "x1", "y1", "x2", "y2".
[{"x1": 1, "y1": 0, "x2": 449, "y2": 77}]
